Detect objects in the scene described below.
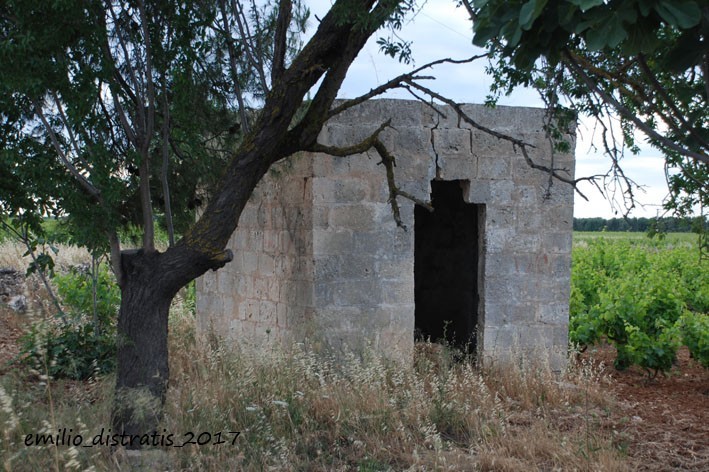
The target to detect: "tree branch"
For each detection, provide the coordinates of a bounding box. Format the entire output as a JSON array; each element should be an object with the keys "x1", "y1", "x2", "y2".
[
  {"x1": 161, "y1": 93, "x2": 175, "y2": 247},
  {"x1": 328, "y1": 55, "x2": 486, "y2": 118},
  {"x1": 50, "y1": 91, "x2": 94, "y2": 175},
  {"x1": 562, "y1": 49, "x2": 709, "y2": 165},
  {"x1": 33, "y1": 101, "x2": 102, "y2": 201},
  {"x1": 405, "y1": 80, "x2": 594, "y2": 200},
  {"x1": 308, "y1": 120, "x2": 392, "y2": 156},
  {"x1": 218, "y1": 0, "x2": 252, "y2": 133},
  {"x1": 135, "y1": 0, "x2": 156, "y2": 253},
  {"x1": 373, "y1": 139, "x2": 432, "y2": 229},
  {"x1": 637, "y1": 53, "x2": 709, "y2": 152},
  {"x1": 232, "y1": 0, "x2": 269, "y2": 93},
  {"x1": 271, "y1": 0, "x2": 292, "y2": 83}
]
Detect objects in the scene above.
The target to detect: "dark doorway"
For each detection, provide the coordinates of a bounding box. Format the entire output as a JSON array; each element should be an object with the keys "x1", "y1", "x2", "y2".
[{"x1": 414, "y1": 180, "x2": 480, "y2": 352}]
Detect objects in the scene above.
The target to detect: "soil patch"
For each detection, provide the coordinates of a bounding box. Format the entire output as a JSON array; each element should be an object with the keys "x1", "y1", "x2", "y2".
[{"x1": 583, "y1": 344, "x2": 709, "y2": 471}]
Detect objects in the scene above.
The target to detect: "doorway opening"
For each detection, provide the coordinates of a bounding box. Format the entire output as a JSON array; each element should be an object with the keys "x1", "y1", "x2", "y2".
[{"x1": 414, "y1": 180, "x2": 482, "y2": 353}]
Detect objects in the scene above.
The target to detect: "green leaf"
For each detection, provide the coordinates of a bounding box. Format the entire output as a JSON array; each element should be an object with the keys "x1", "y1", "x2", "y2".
[
  {"x1": 584, "y1": 14, "x2": 627, "y2": 50},
  {"x1": 655, "y1": 1, "x2": 702, "y2": 29},
  {"x1": 567, "y1": 0, "x2": 604, "y2": 11},
  {"x1": 519, "y1": 0, "x2": 549, "y2": 30}
]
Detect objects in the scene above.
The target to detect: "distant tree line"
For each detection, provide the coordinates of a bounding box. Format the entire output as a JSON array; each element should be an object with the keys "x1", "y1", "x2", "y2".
[{"x1": 574, "y1": 217, "x2": 701, "y2": 232}]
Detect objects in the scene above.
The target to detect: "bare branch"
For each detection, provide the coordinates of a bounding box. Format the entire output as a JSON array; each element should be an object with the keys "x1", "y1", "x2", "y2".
[
  {"x1": 308, "y1": 120, "x2": 391, "y2": 156},
  {"x1": 33, "y1": 100, "x2": 102, "y2": 200},
  {"x1": 406, "y1": 80, "x2": 595, "y2": 200},
  {"x1": 562, "y1": 49, "x2": 709, "y2": 165},
  {"x1": 272, "y1": 0, "x2": 292, "y2": 83},
  {"x1": 329, "y1": 55, "x2": 486, "y2": 118},
  {"x1": 218, "y1": 0, "x2": 252, "y2": 133},
  {"x1": 373, "y1": 139, "x2": 432, "y2": 229},
  {"x1": 161, "y1": 94, "x2": 175, "y2": 247},
  {"x1": 637, "y1": 54, "x2": 709, "y2": 152},
  {"x1": 50, "y1": 91, "x2": 94, "y2": 174},
  {"x1": 137, "y1": 0, "x2": 156, "y2": 156},
  {"x1": 459, "y1": 0, "x2": 477, "y2": 22},
  {"x1": 107, "y1": 5, "x2": 143, "y2": 109},
  {"x1": 232, "y1": 0, "x2": 269, "y2": 93}
]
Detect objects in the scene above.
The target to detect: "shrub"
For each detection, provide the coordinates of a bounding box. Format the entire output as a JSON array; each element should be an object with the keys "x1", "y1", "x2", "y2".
[
  {"x1": 18, "y1": 262, "x2": 119, "y2": 380},
  {"x1": 678, "y1": 312, "x2": 709, "y2": 368},
  {"x1": 570, "y1": 237, "x2": 707, "y2": 374}
]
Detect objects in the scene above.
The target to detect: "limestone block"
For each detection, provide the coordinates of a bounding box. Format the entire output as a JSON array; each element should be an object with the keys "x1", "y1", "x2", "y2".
[
  {"x1": 486, "y1": 206, "x2": 514, "y2": 228},
  {"x1": 506, "y1": 233, "x2": 542, "y2": 252},
  {"x1": 486, "y1": 303, "x2": 537, "y2": 325},
  {"x1": 313, "y1": 229, "x2": 354, "y2": 255},
  {"x1": 515, "y1": 209, "x2": 545, "y2": 234},
  {"x1": 276, "y1": 302, "x2": 288, "y2": 328},
  {"x1": 380, "y1": 280, "x2": 413, "y2": 305},
  {"x1": 381, "y1": 126, "x2": 432, "y2": 152},
  {"x1": 394, "y1": 152, "x2": 436, "y2": 184},
  {"x1": 537, "y1": 303, "x2": 569, "y2": 325},
  {"x1": 376, "y1": 257, "x2": 414, "y2": 280},
  {"x1": 477, "y1": 154, "x2": 512, "y2": 180},
  {"x1": 352, "y1": 229, "x2": 413, "y2": 255},
  {"x1": 460, "y1": 104, "x2": 545, "y2": 133},
  {"x1": 471, "y1": 132, "x2": 515, "y2": 157},
  {"x1": 485, "y1": 226, "x2": 514, "y2": 253},
  {"x1": 437, "y1": 153, "x2": 478, "y2": 180},
  {"x1": 432, "y1": 128, "x2": 472, "y2": 155},
  {"x1": 486, "y1": 181, "x2": 515, "y2": 201},
  {"x1": 329, "y1": 99, "x2": 431, "y2": 128},
  {"x1": 259, "y1": 300, "x2": 277, "y2": 324},
  {"x1": 253, "y1": 277, "x2": 268, "y2": 299},
  {"x1": 387, "y1": 303, "x2": 416, "y2": 330},
  {"x1": 466, "y1": 180, "x2": 490, "y2": 203},
  {"x1": 328, "y1": 204, "x2": 376, "y2": 230},
  {"x1": 332, "y1": 280, "x2": 381, "y2": 308},
  {"x1": 544, "y1": 232, "x2": 573, "y2": 254},
  {"x1": 258, "y1": 253, "x2": 276, "y2": 275}
]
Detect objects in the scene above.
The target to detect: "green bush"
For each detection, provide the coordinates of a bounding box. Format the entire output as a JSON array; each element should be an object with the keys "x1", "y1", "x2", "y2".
[
  {"x1": 570, "y1": 237, "x2": 708, "y2": 374},
  {"x1": 19, "y1": 263, "x2": 119, "y2": 380},
  {"x1": 678, "y1": 312, "x2": 709, "y2": 368}
]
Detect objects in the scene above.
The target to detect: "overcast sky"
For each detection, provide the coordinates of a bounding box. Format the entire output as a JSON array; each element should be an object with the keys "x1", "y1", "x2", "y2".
[{"x1": 306, "y1": 0, "x2": 673, "y2": 219}]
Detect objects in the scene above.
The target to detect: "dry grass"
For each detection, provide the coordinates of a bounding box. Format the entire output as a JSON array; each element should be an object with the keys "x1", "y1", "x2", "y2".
[
  {"x1": 0, "y1": 292, "x2": 632, "y2": 471},
  {"x1": 0, "y1": 242, "x2": 89, "y2": 273},
  {"x1": 0, "y1": 243, "x2": 630, "y2": 470}
]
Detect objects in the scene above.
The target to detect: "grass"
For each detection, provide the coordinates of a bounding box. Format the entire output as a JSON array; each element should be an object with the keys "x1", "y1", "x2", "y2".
[
  {"x1": 1, "y1": 311, "x2": 629, "y2": 470},
  {"x1": 0, "y1": 241, "x2": 635, "y2": 470}
]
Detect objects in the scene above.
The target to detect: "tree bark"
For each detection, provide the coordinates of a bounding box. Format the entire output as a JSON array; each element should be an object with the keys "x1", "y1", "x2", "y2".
[
  {"x1": 109, "y1": 0, "x2": 403, "y2": 447},
  {"x1": 111, "y1": 251, "x2": 172, "y2": 445}
]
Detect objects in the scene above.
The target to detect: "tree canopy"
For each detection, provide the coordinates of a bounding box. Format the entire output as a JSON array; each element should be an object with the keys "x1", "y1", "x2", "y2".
[
  {"x1": 467, "y1": 0, "x2": 708, "y2": 221},
  {"x1": 0, "y1": 0, "x2": 310, "y2": 255},
  {"x1": 1, "y1": 0, "x2": 456, "y2": 441}
]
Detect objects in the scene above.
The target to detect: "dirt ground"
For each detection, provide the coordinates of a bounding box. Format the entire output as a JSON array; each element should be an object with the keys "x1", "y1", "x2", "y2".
[
  {"x1": 582, "y1": 344, "x2": 709, "y2": 471},
  {"x1": 1, "y1": 278, "x2": 707, "y2": 470}
]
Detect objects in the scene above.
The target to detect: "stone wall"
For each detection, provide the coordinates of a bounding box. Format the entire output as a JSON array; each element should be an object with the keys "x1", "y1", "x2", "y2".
[{"x1": 196, "y1": 99, "x2": 575, "y2": 369}]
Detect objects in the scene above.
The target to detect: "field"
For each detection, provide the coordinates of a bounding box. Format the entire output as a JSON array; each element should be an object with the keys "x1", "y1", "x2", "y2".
[
  {"x1": 573, "y1": 231, "x2": 698, "y2": 244},
  {"x1": 0, "y1": 233, "x2": 707, "y2": 470}
]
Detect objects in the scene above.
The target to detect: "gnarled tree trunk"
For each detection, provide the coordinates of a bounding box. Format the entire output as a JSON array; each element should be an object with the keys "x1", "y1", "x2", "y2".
[
  {"x1": 111, "y1": 251, "x2": 173, "y2": 443},
  {"x1": 109, "y1": 0, "x2": 403, "y2": 447}
]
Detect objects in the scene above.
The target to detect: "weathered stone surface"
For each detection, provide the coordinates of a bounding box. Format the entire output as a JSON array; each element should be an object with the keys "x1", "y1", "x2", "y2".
[{"x1": 196, "y1": 99, "x2": 575, "y2": 369}]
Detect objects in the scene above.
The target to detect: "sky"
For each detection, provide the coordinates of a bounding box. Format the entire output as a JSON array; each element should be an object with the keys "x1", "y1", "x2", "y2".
[{"x1": 305, "y1": 0, "x2": 674, "y2": 219}]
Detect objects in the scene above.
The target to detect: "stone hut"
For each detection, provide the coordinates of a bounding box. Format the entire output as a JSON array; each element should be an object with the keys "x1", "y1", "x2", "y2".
[{"x1": 196, "y1": 99, "x2": 575, "y2": 369}]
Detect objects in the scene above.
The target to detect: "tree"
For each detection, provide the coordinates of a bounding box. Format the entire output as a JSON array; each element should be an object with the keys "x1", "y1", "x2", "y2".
[
  {"x1": 466, "y1": 0, "x2": 708, "y2": 231},
  {"x1": 4, "y1": 0, "x2": 509, "y2": 445}
]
